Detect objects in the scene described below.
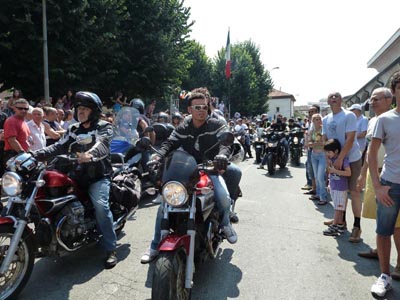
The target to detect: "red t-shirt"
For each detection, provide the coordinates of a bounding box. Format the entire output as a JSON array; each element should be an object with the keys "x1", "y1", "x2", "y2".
[{"x1": 4, "y1": 115, "x2": 31, "y2": 151}]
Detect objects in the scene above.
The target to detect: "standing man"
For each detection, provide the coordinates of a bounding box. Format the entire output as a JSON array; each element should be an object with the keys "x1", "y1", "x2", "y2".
[
  {"x1": 322, "y1": 92, "x2": 363, "y2": 242},
  {"x1": 3, "y1": 99, "x2": 31, "y2": 164},
  {"x1": 369, "y1": 71, "x2": 400, "y2": 297},
  {"x1": 349, "y1": 103, "x2": 368, "y2": 162},
  {"x1": 27, "y1": 107, "x2": 60, "y2": 151}
]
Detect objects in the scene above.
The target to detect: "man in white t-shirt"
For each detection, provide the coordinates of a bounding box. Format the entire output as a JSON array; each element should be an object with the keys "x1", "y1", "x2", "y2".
[
  {"x1": 322, "y1": 92, "x2": 362, "y2": 243},
  {"x1": 27, "y1": 107, "x2": 60, "y2": 151}
]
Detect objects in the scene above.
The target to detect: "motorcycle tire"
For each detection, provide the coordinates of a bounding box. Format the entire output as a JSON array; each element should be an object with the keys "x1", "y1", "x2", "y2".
[
  {"x1": 293, "y1": 150, "x2": 300, "y2": 166},
  {"x1": 0, "y1": 225, "x2": 35, "y2": 300},
  {"x1": 152, "y1": 249, "x2": 191, "y2": 300},
  {"x1": 267, "y1": 153, "x2": 275, "y2": 175},
  {"x1": 255, "y1": 148, "x2": 262, "y2": 164},
  {"x1": 279, "y1": 149, "x2": 288, "y2": 169}
]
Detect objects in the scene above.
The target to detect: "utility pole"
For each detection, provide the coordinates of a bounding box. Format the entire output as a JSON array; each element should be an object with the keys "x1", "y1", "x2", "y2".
[{"x1": 42, "y1": 0, "x2": 50, "y2": 103}]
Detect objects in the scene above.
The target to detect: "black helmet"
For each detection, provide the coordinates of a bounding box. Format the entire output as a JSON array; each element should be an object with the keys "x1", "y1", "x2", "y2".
[
  {"x1": 74, "y1": 91, "x2": 102, "y2": 124},
  {"x1": 129, "y1": 98, "x2": 145, "y2": 114},
  {"x1": 158, "y1": 112, "x2": 169, "y2": 123},
  {"x1": 172, "y1": 112, "x2": 183, "y2": 120}
]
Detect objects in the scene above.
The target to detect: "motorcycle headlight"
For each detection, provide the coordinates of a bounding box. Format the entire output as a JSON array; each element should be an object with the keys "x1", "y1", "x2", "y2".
[
  {"x1": 1, "y1": 172, "x2": 23, "y2": 196},
  {"x1": 162, "y1": 181, "x2": 188, "y2": 207},
  {"x1": 268, "y1": 142, "x2": 278, "y2": 147},
  {"x1": 293, "y1": 137, "x2": 299, "y2": 144}
]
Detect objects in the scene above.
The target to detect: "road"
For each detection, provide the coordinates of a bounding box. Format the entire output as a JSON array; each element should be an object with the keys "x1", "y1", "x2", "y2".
[{"x1": 17, "y1": 157, "x2": 400, "y2": 300}]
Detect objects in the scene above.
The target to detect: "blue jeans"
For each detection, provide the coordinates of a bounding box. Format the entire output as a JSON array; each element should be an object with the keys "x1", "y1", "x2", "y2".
[
  {"x1": 150, "y1": 164, "x2": 241, "y2": 250},
  {"x1": 87, "y1": 178, "x2": 117, "y2": 251},
  {"x1": 311, "y1": 151, "x2": 327, "y2": 200},
  {"x1": 376, "y1": 179, "x2": 400, "y2": 236},
  {"x1": 306, "y1": 148, "x2": 314, "y2": 185}
]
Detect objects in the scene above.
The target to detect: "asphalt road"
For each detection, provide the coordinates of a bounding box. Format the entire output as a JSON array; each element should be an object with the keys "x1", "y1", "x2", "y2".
[{"x1": 16, "y1": 156, "x2": 400, "y2": 300}]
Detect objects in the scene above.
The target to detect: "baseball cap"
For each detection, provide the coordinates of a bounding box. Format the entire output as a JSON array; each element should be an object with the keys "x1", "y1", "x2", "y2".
[{"x1": 349, "y1": 103, "x2": 362, "y2": 111}]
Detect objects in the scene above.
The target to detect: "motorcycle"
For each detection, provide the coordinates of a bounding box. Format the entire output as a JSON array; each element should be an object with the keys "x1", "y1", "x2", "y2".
[
  {"x1": 265, "y1": 130, "x2": 289, "y2": 175},
  {"x1": 139, "y1": 132, "x2": 234, "y2": 300},
  {"x1": 288, "y1": 127, "x2": 304, "y2": 166},
  {"x1": 110, "y1": 107, "x2": 157, "y2": 197},
  {"x1": 0, "y1": 135, "x2": 140, "y2": 300},
  {"x1": 253, "y1": 127, "x2": 268, "y2": 164}
]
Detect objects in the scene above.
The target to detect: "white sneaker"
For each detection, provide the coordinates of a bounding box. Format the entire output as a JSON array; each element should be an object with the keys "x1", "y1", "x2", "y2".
[
  {"x1": 140, "y1": 248, "x2": 159, "y2": 264},
  {"x1": 152, "y1": 194, "x2": 162, "y2": 204},
  {"x1": 223, "y1": 223, "x2": 238, "y2": 244},
  {"x1": 371, "y1": 273, "x2": 392, "y2": 297}
]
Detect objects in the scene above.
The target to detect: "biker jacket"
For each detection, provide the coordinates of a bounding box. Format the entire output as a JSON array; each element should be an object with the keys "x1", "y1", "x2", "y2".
[
  {"x1": 158, "y1": 116, "x2": 231, "y2": 163},
  {"x1": 34, "y1": 120, "x2": 113, "y2": 186}
]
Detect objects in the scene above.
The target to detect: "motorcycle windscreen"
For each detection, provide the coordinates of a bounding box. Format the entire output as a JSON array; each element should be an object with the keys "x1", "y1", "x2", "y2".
[
  {"x1": 112, "y1": 107, "x2": 140, "y2": 142},
  {"x1": 161, "y1": 150, "x2": 199, "y2": 187}
]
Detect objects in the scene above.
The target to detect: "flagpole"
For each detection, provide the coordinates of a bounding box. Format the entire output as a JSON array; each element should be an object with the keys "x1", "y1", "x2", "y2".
[{"x1": 225, "y1": 28, "x2": 231, "y2": 119}]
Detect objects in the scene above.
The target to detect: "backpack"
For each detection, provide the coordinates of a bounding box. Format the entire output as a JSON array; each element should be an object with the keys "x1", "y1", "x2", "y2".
[{"x1": 110, "y1": 171, "x2": 141, "y2": 210}]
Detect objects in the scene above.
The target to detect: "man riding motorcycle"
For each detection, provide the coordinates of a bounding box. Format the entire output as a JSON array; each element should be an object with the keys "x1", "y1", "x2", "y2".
[
  {"x1": 140, "y1": 91, "x2": 241, "y2": 263},
  {"x1": 32, "y1": 91, "x2": 118, "y2": 269}
]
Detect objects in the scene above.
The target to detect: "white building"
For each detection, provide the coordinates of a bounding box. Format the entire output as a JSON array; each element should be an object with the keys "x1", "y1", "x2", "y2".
[
  {"x1": 267, "y1": 88, "x2": 296, "y2": 119},
  {"x1": 345, "y1": 27, "x2": 400, "y2": 116}
]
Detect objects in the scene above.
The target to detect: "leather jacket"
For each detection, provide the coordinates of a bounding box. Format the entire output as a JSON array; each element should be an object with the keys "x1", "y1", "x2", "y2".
[{"x1": 34, "y1": 120, "x2": 113, "y2": 186}]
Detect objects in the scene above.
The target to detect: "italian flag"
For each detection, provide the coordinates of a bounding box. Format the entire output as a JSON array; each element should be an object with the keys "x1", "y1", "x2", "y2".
[{"x1": 225, "y1": 29, "x2": 231, "y2": 79}]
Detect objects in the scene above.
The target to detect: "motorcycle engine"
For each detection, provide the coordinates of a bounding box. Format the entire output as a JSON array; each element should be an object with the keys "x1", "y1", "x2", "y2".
[{"x1": 57, "y1": 201, "x2": 96, "y2": 249}]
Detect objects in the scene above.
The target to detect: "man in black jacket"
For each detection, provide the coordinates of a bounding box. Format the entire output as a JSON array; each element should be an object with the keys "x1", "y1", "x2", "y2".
[
  {"x1": 33, "y1": 91, "x2": 118, "y2": 269},
  {"x1": 141, "y1": 92, "x2": 240, "y2": 263}
]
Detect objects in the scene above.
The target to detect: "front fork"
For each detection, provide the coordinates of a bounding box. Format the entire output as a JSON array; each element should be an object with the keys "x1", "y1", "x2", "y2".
[{"x1": 0, "y1": 171, "x2": 44, "y2": 274}]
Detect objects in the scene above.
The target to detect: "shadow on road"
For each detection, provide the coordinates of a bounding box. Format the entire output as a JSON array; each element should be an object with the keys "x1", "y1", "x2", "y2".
[
  {"x1": 262, "y1": 167, "x2": 293, "y2": 179},
  {"x1": 19, "y1": 243, "x2": 132, "y2": 300}
]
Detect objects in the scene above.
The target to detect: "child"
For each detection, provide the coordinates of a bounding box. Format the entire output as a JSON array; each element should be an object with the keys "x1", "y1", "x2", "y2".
[{"x1": 323, "y1": 139, "x2": 351, "y2": 236}]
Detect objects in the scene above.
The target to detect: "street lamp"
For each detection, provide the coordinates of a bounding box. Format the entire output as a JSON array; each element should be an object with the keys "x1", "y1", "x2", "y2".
[
  {"x1": 269, "y1": 66, "x2": 280, "y2": 72},
  {"x1": 42, "y1": 0, "x2": 49, "y2": 103}
]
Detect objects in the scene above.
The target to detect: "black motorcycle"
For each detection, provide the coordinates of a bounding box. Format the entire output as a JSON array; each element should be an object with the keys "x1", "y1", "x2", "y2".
[
  {"x1": 265, "y1": 131, "x2": 288, "y2": 175},
  {"x1": 288, "y1": 127, "x2": 304, "y2": 166}
]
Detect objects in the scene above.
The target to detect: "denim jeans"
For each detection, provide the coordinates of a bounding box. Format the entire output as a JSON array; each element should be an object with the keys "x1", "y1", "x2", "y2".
[
  {"x1": 87, "y1": 178, "x2": 117, "y2": 251},
  {"x1": 306, "y1": 148, "x2": 314, "y2": 185},
  {"x1": 311, "y1": 151, "x2": 327, "y2": 200},
  {"x1": 376, "y1": 178, "x2": 400, "y2": 236},
  {"x1": 150, "y1": 164, "x2": 241, "y2": 250}
]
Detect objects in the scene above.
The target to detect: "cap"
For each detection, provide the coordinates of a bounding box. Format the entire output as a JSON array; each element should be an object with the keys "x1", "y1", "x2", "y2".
[{"x1": 349, "y1": 103, "x2": 362, "y2": 111}]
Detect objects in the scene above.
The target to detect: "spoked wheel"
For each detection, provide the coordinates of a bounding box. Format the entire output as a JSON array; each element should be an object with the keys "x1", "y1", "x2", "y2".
[
  {"x1": 152, "y1": 250, "x2": 191, "y2": 300},
  {"x1": 0, "y1": 225, "x2": 35, "y2": 300}
]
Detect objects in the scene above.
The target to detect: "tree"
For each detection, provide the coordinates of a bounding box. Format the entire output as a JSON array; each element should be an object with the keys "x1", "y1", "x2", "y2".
[{"x1": 211, "y1": 40, "x2": 273, "y2": 116}]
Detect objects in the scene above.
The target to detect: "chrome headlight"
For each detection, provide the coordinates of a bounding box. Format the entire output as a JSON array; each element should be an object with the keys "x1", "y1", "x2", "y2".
[
  {"x1": 1, "y1": 172, "x2": 23, "y2": 196},
  {"x1": 268, "y1": 142, "x2": 278, "y2": 147},
  {"x1": 162, "y1": 181, "x2": 188, "y2": 207},
  {"x1": 293, "y1": 137, "x2": 299, "y2": 144}
]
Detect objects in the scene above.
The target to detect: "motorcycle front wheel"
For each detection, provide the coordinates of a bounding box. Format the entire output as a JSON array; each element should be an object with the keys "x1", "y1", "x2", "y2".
[
  {"x1": 267, "y1": 153, "x2": 275, "y2": 175},
  {"x1": 0, "y1": 225, "x2": 35, "y2": 300},
  {"x1": 152, "y1": 249, "x2": 191, "y2": 300}
]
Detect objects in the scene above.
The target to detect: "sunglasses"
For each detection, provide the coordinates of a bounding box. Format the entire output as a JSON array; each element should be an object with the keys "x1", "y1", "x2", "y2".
[
  {"x1": 15, "y1": 107, "x2": 29, "y2": 111},
  {"x1": 191, "y1": 105, "x2": 208, "y2": 111}
]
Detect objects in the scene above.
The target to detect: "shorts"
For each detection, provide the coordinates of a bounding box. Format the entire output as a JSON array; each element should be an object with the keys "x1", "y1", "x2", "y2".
[
  {"x1": 348, "y1": 159, "x2": 362, "y2": 192},
  {"x1": 376, "y1": 179, "x2": 400, "y2": 236},
  {"x1": 330, "y1": 190, "x2": 347, "y2": 211}
]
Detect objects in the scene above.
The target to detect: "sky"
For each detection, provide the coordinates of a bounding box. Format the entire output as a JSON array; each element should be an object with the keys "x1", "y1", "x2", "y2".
[{"x1": 183, "y1": 0, "x2": 400, "y2": 105}]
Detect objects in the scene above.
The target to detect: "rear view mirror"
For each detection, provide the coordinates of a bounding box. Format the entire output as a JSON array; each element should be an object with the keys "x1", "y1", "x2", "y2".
[{"x1": 218, "y1": 132, "x2": 234, "y2": 146}]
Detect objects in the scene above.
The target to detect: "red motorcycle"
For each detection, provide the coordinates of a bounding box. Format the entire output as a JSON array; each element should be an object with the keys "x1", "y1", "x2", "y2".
[
  {"x1": 0, "y1": 135, "x2": 140, "y2": 300},
  {"x1": 140, "y1": 132, "x2": 234, "y2": 300}
]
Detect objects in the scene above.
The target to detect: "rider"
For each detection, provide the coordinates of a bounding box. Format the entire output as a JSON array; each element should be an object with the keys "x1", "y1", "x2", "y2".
[
  {"x1": 171, "y1": 112, "x2": 183, "y2": 128},
  {"x1": 33, "y1": 91, "x2": 118, "y2": 269},
  {"x1": 129, "y1": 98, "x2": 155, "y2": 144},
  {"x1": 140, "y1": 91, "x2": 241, "y2": 263}
]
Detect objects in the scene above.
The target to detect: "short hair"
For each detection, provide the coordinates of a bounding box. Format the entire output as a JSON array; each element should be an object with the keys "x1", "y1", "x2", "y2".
[
  {"x1": 43, "y1": 106, "x2": 57, "y2": 115},
  {"x1": 191, "y1": 87, "x2": 211, "y2": 100},
  {"x1": 14, "y1": 99, "x2": 29, "y2": 106},
  {"x1": 372, "y1": 87, "x2": 392, "y2": 98},
  {"x1": 390, "y1": 71, "x2": 400, "y2": 92},
  {"x1": 312, "y1": 104, "x2": 320, "y2": 113},
  {"x1": 324, "y1": 138, "x2": 341, "y2": 153},
  {"x1": 187, "y1": 92, "x2": 207, "y2": 107},
  {"x1": 32, "y1": 107, "x2": 44, "y2": 115}
]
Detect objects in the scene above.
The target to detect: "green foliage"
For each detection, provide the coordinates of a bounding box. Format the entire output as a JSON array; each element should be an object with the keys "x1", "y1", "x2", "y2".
[{"x1": 211, "y1": 40, "x2": 273, "y2": 116}]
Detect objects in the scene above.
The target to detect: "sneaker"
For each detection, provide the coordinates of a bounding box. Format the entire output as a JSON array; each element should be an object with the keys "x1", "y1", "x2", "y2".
[
  {"x1": 301, "y1": 184, "x2": 312, "y2": 190},
  {"x1": 257, "y1": 165, "x2": 264, "y2": 169},
  {"x1": 349, "y1": 227, "x2": 362, "y2": 243},
  {"x1": 323, "y1": 225, "x2": 340, "y2": 236},
  {"x1": 229, "y1": 211, "x2": 239, "y2": 224},
  {"x1": 335, "y1": 224, "x2": 345, "y2": 234},
  {"x1": 371, "y1": 273, "x2": 392, "y2": 297},
  {"x1": 140, "y1": 248, "x2": 159, "y2": 264},
  {"x1": 391, "y1": 265, "x2": 400, "y2": 281},
  {"x1": 223, "y1": 223, "x2": 238, "y2": 244},
  {"x1": 152, "y1": 194, "x2": 162, "y2": 204},
  {"x1": 105, "y1": 250, "x2": 118, "y2": 269}
]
